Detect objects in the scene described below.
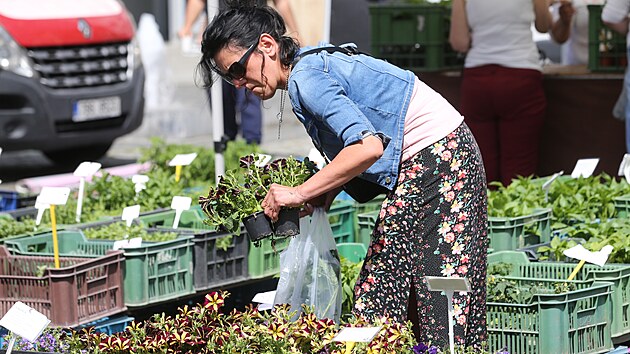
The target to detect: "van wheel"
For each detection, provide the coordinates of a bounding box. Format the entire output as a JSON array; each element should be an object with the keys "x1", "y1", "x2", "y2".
[{"x1": 43, "y1": 143, "x2": 112, "y2": 166}]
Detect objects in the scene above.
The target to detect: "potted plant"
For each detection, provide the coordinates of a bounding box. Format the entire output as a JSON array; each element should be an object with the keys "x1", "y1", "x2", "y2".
[{"x1": 200, "y1": 154, "x2": 317, "y2": 243}]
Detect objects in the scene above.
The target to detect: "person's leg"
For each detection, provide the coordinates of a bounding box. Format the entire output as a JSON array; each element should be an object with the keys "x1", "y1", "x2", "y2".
[
  {"x1": 495, "y1": 67, "x2": 546, "y2": 186},
  {"x1": 234, "y1": 87, "x2": 262, "y2": 144},
  {"x1": 178, "y1": 0, "x2": 207, "y2": 38},
  {"x1": 222, "y1": 81, "x2": 238, "y2": 141},
  {"x1": 460, "y1": 66, "x2": 500, "y2": 185},
  {"x1": 353, "y1": 124, "x2": 488, "y2": 350}
]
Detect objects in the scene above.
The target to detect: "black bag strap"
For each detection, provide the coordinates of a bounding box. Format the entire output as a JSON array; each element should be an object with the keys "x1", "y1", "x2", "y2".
[{"x1": 292, "y1": 45, "x2": 369, "y2": 66}]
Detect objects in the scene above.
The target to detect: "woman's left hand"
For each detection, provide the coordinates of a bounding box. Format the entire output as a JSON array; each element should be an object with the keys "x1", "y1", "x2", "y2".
[{"x1": 262, "y1": 184, "x2": 306, "y2": 221}]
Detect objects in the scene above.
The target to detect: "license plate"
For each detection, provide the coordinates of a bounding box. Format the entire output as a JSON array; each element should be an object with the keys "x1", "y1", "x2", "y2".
[{"x1": 72, "y1": 96, "x2": 121, "y2": 122}]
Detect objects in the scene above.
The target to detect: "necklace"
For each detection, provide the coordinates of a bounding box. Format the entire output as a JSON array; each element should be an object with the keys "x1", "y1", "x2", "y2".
[{"x1": 276, "y1": 64, "x2": 291, "y2": 140}]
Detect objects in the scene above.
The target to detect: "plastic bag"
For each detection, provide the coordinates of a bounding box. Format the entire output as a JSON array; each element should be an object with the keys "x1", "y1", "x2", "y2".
[{"x1": 273, "y1": 208, "x2": 342, "y2": 322}]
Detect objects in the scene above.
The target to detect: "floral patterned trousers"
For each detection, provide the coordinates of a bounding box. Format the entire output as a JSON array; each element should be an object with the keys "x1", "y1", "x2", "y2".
[{"x1": 353, "y1": 123, "x2": 488, "y2": 349}]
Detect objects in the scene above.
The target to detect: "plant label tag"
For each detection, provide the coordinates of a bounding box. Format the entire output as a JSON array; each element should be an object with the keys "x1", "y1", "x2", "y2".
[
  {"x1": 425, "y1": 276, "x2": 471, "y2": 293},
  {"x1": 618, "y1": 154, "x2": 630, "y2": 184},
  {"x1": 254, "y1": 154, "x2": 272, "y2": 167},
  {"x1": 112, "y1": 240, "x2": 128, "y2": 250},
  {"x1": 0, "y1": 301, "x2": 50, "y2": 342},
  {"x1": 126, "y1": 237, "x2": 143, "y2": 248},
  {"x1": 332, "y1": 326, "x2": 382, "y2": 343},
  {"x1": 171, "y1": 196, "x2": 192, "y2": 229},
  {"x1": 37, "y1": 187, "x2": 70, "y2": 206},
  {"x1": 542, "y1": 171, "x2": 564, "y2": 191},
  {"x1": 253, "y1": 290, "x2": 276, "y2": 305},
  {"x1": 258, "y1": 303, "x2": 274, "y2": 311},
  {"x1": 122, "y1": 205, "x2": 140, "y2": 227},
  {"x1": 571, "y1": 158, "x2": 599, "y2": 178},
  {"x1": 171, "y1": 196, "x2": 192, "y2": 211},
  {"x1": 34, "y1": 201, "x2": 49, "y2": 226},
  {"x1": 73, "y1": 161, "x2": 101, "y2": 178},
  {"x1": 132, "y1": 174, "x2": 149, "y2": 184},
  {"x1": 564, "y1": 244, "x2": 613, "y2": 266},
  {"x1": 168, "y1": 153, "x2": 198, "y2": 167}
]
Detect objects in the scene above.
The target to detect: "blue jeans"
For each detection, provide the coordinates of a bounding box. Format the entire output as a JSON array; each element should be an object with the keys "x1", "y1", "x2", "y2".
[{"x1": 222, "y1": 81, "x2": 262, "y2": 145}]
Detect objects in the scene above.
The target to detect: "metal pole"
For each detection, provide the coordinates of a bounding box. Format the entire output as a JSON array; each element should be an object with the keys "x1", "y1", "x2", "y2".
[{"x1": 207, "y1": 0, "x2": 225, "y2": 184}]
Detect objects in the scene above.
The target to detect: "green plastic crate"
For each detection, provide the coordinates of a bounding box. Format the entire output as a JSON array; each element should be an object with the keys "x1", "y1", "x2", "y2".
[
  {"x1": 369, "y1": 4, "x2": 463, "y2": 72},
  {"x1": 489, "y1": 251, "x2": 630, "y2": 340},
  {"x1": 588, "y1": 5, "x2": 627, "y2": 73},
  {"x1": 357, "y1": 210, "x2": 379, "y2": 247},
  {"x1": 487, "y1": 279, "x2": 613, "y2": 354},
  {"x1": 337, "y1": 242, "x2": 367, "y2": 263},
  {"x1": 488, "y1": 208, "x2": 552, "y2": 251},
  {"x1": 138, "y1": 206, "x2": 208, "y2": 229},
  {"x1": 4, "y1": 230, "x2": 195, "y2": 307},
  {"x1": 248, "y1": 236, "x2": 290, "y2": 278},
  {"x1": 328, "y1": 200, "x2": 356, "y2": 244},
  {"x1": 138, "y1": 207, "x2": 250, "y2": 291},
  {"x1": 614, "y1": 194, "x2": 630, "y2": 218}
]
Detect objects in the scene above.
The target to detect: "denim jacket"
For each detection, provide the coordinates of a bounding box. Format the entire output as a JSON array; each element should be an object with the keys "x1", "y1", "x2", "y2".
[{"x1": 288, "y1": 44, "x2": 415, "y2": 190}]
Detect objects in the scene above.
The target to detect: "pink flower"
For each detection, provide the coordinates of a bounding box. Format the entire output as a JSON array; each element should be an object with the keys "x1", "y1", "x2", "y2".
[
  {"x1": 447, "y1": 140, "x2": 458, "y2": 149},
  {"x1": 431, "y1": 143, "x2": 445, "y2": 155},
  {"x1": 439, "y1": 181, "x2": 452, "y2": 194},
  {"x1": 445, "y1": 191, "x2": 455, "y2": 202},
  {"x1": 441, "y1": 150, "x2": 452, "y2": 161},
  {"x1": 458, "y1": 212, "x2": 468, "y2": 221},
  {"x1": 460, "y1": 255, "x2": 469, "y2": 263},
  {"x1": 452, "y1": 242, "x2": 463, "y2": 255},
  {"x1": 367, "y1": 275, "x2": 376, "y2": 284},
  {"x1": 454, "y1": 181, "x2": 464, "y2": 190},
  {"x1": 379, "y1": 209, "x2": 386, "y2": 219},
  {"x1": 453, "y1": 223, "x2": 464, "y2": 232},
  {"x1": 407, "y1": 171, "x2": 417, "y2": 179},
  {"x1": 458, "y1": 265, "x2": 468, "y2": 275},
  {"x1": 438, "y1": 222, "x2": 451, "y2": 236},
  {"x1": 457, "y1": 314, "x2": 467, "y2": 326},
  {"x1": 451, "y1": 200, "x2": 462, "y2": 213},
  {"x1": 450, "y1": 159, "x2": 461, "y2": 171},
  {"x1": 387, "y1": 205, "x2": 397, "y2": 215},
  {"x1": 444, "y1": 232, "x2": 455, "y2": 243},
  {"x1": 361, "y1": 282, "x2": 371, "y2": 292},
  {"x1": 441, "y1": 264, "x2": 455, "y2": 276}
]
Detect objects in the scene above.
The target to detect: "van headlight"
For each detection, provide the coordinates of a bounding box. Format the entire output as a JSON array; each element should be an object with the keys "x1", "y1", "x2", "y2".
[
  {"x1": 126, "y1": 36, "x2": 142, "y2": 80},
  {"x1": 0, "y1": 25, "x2": 36, "y2": 78}
]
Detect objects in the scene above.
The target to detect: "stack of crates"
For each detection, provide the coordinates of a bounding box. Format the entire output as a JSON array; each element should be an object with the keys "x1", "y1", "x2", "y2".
[
  {"x1": 588, "y1": 5, "x2": 627, "y2": 73},
  {"x1": 369, "y1": 3, "x2": 463, "y2": 72}
]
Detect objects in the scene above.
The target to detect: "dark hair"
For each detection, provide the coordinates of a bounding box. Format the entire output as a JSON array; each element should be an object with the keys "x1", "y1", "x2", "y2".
[{"x1": 196, "y1": 0, "x2": 300, "y2": 88}]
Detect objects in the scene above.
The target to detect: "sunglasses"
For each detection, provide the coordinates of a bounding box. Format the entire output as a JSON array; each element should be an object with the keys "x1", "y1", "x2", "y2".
[{"x1": 215, "y1": 42, "x2": 258, "y2": 84}]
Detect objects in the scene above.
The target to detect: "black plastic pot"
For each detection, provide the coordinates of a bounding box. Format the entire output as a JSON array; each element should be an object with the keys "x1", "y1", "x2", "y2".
[
  {"x1": 243, "y1": 211, "x2": 274, "y2": 242},
  {"x1": 273, "y1": 208, "x2": 300, "y2": 237}
]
